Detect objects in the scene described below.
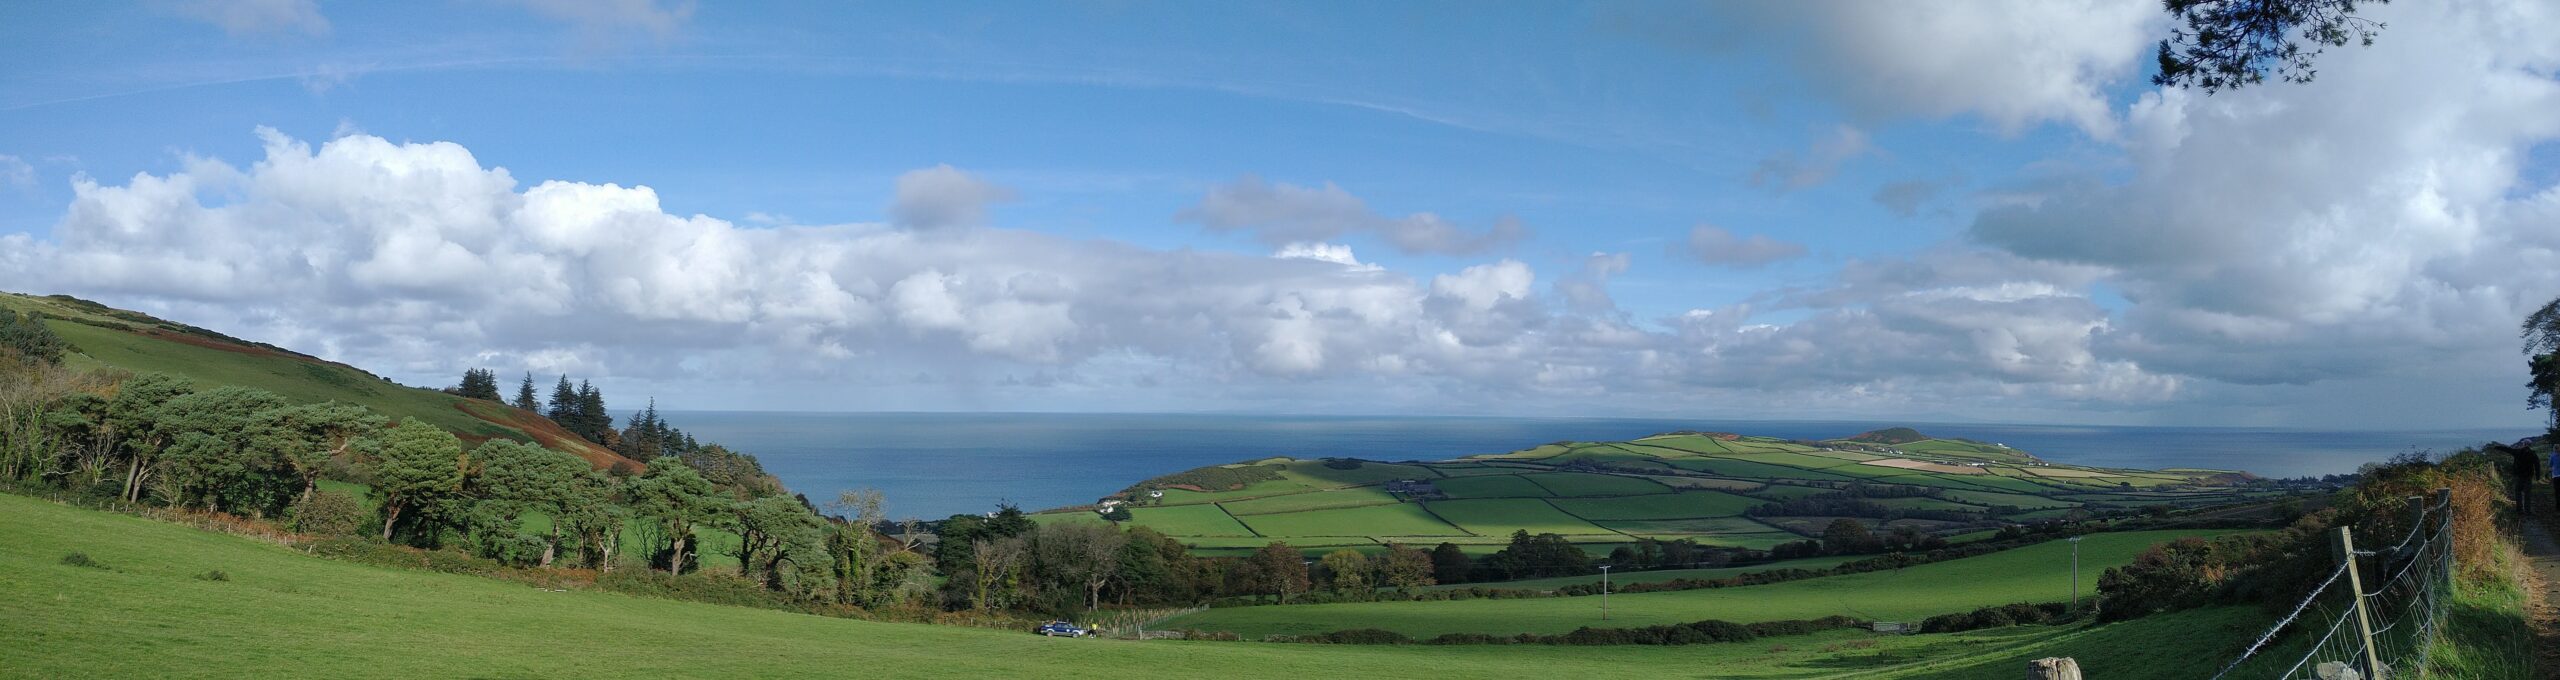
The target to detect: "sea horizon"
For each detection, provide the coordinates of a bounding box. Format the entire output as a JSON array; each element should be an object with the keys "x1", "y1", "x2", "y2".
[{"x1": 657, "y1": 410, "x2": 2529, "y2": 519}]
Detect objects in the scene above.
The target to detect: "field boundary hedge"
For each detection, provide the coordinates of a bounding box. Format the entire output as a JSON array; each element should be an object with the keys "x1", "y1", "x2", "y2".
[{"x1": 1267, "y1": 615, "x2": 1871, "y2": 646}]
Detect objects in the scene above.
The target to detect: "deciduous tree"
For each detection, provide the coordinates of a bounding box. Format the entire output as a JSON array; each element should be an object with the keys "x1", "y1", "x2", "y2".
[
  {"x1": 1377, "y1": 543, "x2": 1435, "y2": 593},
  {"x1": 1035, "y1": 522, "x2": 1127, "y2": 610},
  {"x1": 1822, "y1": 518, "x2": 1877, "y2": 555},
  {"x1": 1431, "y1": 542, "x2": 1472, "y2": 584},
  {"x1": 1319, "y1": 548, "x2": 1370, "y2": 594},
  {"x1": 1242, "y1": 542, "x2": 1310, "y2": 603}
]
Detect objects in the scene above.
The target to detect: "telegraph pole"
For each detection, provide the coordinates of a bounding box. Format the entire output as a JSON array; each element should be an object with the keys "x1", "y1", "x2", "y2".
[
  {"x1": 1599, "y1": 564, "x2": 1612, "y2": 621},
  {"x1": 2067, "y1": 536, "x2": 2083, "y2": 613}
]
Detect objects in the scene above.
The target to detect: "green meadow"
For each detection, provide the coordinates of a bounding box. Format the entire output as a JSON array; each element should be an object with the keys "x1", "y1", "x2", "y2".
[{"x1": 1157, "y1": 529, "x2": 2242, "y2": 639}]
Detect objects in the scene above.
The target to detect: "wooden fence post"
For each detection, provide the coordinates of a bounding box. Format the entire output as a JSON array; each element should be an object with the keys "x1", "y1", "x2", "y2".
[
  {"x1": 2435, "y1": 487, "x2": 2453, "y2": 581},
  {"x1": 2334, "y1": 526, "x2": 2385, "y2": 679}
]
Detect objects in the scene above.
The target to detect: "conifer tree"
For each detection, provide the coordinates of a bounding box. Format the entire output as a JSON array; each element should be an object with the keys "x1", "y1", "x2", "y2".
[
  {"x1": 513, "y1": 373, "x2": 539, "y2": 412},
  {"x1": 547, "y1": 375, "x2": 576, "y2": 423},
  {"x1": 575, "y1": 381, "x2": 611, "y2": 442},
  {"x1": 455, "y1": 368, "x2": 502, "y2": 401}
]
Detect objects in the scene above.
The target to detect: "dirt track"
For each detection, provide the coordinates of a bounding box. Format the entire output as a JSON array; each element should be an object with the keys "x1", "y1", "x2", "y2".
[{"x1": 2525, "y1": 509, "x2": 2560, "y2": 678}]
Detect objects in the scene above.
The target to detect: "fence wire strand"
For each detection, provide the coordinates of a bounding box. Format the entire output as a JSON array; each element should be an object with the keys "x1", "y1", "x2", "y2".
[{"x1": 2208, "y1": 492, "x2": 2453, "y2": 680}]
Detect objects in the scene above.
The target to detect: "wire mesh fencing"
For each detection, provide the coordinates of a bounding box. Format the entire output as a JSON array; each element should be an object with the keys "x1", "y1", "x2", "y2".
[{"x1": 2209, "y1": 489, "x2": 2453, "y2": 680}]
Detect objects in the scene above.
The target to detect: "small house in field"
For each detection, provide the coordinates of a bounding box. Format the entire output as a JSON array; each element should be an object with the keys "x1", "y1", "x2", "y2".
[{"x1": 1383, "y1": 479, "x2": 1445, "y2": 500}]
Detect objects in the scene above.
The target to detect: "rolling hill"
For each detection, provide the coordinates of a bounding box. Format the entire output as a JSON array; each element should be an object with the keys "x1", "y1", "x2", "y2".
[
  {"x1": 0, "y1": 291, "x2": 634, "y2": 469},
  {"x1": 1039, "y1": 431, "x2": 2264, "y2": 557}
]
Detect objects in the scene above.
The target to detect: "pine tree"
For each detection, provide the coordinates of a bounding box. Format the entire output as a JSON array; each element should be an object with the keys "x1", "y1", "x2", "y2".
[
  {"x1": 547, "y1": 376, "x2": 576, "y2": 423},
  {"x1": 514, "y1": 373, "x2": 540, "y2": 412},
  {"x1": 455, "y1": 368, "x2": 502, "y2": 401},
  {"x1": 617, "y1": 400, "x2": 665, "y2": 460},
  {"x1": 575, "y1": 381, "x2": 611, "y2": 443}
]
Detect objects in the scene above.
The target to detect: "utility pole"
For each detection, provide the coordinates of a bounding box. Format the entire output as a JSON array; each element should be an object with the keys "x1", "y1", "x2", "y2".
[
  {"x1": 1599, "y1": 565, "x2": 1612, "y2": 621},
  {"x1": 2067, "y1": 536, "x2": 2083, "y2": 613}
]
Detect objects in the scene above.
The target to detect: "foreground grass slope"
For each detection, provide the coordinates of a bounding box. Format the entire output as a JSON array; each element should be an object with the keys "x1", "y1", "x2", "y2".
[
  {"x1": 1160, "y1": 529, "x2": 2243, "y2": 639},
  {"x1": 0, "y1": 493, "x2": 2261, "y2": 679}
]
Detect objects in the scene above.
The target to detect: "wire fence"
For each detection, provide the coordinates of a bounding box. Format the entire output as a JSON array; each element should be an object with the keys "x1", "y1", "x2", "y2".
[{"x1": 2209, "y1": 489, "x2": 2453, "y2": 680}]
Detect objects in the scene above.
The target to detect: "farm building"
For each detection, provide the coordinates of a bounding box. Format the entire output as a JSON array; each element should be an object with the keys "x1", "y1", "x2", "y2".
[{"x1": 1383, "y1": 479, "x2": 1445, "y2": 499}]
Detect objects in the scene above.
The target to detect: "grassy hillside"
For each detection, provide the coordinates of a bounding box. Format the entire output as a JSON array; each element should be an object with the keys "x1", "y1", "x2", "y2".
[
  {"x1": 1, "y1": 291, "x2": 631, "y2": 469},
  {"x1": 0, "y1": 492, "x2": 2265, "y2": 679},
  {"x1": 1049, "y1": 432, "x2": 2262, "y2": 557},
  {"x1": 1156, "y1": 529, "x2": 2245, "y2": 639}
]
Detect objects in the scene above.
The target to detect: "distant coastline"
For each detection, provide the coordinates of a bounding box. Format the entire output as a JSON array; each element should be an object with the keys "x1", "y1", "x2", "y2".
[{"x1": 661, "y1": 411, "x2": 2520, "y2": 519}]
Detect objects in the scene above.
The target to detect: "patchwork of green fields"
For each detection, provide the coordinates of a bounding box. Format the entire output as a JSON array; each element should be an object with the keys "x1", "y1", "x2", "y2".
[
  {"x1": 1430, "y1": 475, "x2": 1550, "y2": 498},
  {"x1": 1551, "y1": 490, "x2": 1759, "y2": 520},
  {"x1": 1048, "y1": 428, "x2": 2260, "y2": 558},
  {"x1": 1425, "y1": 499, "x2": 1604, "y2": 536},
  {"x1": 1236, "y1": 503, "x2": 1460, "y2": 538}
]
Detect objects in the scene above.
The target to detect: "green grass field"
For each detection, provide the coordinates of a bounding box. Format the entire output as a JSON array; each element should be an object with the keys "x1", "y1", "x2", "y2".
[
  {"x1": 1519, "y1": 472, "x2": 1671, "y2": 496},
  {"x1": 1425, "y1": 554, "x2": 1866, "y2": 591},
  {"x1": 1217, "y1": 487, "x2": 1397, "y2": 515},
  {"x1": 1, "y1": 491, "x2": 2277, "y2": 679},
  {"x1": 1431, "y1": 475, "x2": 1550, "y2": 498},
  {"x1": 1126, "y1": 505, "x2": 1256, "y2": 537},
  {"x1": 1423, "y1": 499, "x2": 1607, "y2": 536},
  {"x1": 2, "y1": 492, "x2": 2283, "y2": 679},
  {"x1": 1666, "y1": 457, "x2": 1861, "y2": 481},
  {"x1": 1234, "y1": 503, "x2": 1460, "y2": 538},
  {"x1": 1549, "y1": 489, "x2": 1759, "y2": 520},
  {"x1": 1158, "y1": 529, "x2": 2244, "y2": 638}
]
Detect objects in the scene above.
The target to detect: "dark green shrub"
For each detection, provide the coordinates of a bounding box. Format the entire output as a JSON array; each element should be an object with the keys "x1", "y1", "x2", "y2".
[
  {"x1": 289, "y1": 490, "x2": 366, "y2": 536},
  {"x1": 60, "y1": 552, "x2": 105, "y2": 569},
  {"x1": 1299, "y1": 628, "x2": 1410, "y2": 644},
  {"x1": 1919, "y1": 603, "x2": 2069, "y2": 633},
  {"x1": 197, "y1": 570, "x2": 230, "y2": 581},
  {"x1": 1685, "y1": 619, "x2": 1756, "y2": 642},
  {"x1": 1745, "y1": 615, "x2": 1863, "y2": 637}
]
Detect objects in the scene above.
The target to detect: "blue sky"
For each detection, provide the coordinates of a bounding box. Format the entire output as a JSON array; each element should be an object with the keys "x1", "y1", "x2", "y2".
[{"x1": 5, "y1": 1, "x2": 2559, "y2": 429}]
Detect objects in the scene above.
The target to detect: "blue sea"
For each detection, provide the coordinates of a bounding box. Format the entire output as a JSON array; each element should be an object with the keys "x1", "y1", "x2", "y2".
[{"x1": 660, "y1": 411, "x2": 2525, "y2": 520}]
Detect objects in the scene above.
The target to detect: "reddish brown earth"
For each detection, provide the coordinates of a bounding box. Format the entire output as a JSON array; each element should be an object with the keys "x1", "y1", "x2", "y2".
[{"x1": 454, "y1": 400, "x2": 639, "y2": 471}]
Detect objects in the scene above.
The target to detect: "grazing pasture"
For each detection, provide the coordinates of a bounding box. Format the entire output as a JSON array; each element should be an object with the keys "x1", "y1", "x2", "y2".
[{"x1": 1158, "y1": 530, "x2": 2243, "y2": 639}]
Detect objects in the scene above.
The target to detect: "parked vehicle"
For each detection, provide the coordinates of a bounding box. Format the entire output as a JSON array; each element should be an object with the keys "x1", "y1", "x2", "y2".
[{"x1": 1035, "y1": 621, "x2": 1092, "y2": 638}]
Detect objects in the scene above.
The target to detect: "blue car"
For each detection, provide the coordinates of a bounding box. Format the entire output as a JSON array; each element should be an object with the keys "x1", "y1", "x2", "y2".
[{"x1": 1035, "y1": 621, "x2": 1093, "y2": 638}]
